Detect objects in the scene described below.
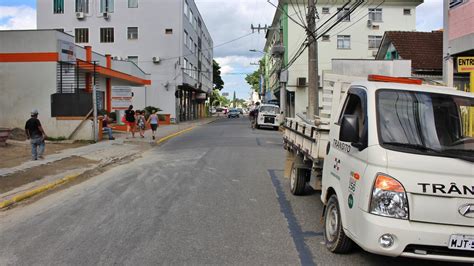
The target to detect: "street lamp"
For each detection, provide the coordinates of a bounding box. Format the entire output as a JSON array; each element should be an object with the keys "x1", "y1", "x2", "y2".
[{"x1": 249, "y1": 49, "x2": 265, "y2": 54}]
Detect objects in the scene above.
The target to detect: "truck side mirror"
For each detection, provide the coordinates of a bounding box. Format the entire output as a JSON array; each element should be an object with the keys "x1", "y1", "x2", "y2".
[{"x1": 340, "y1": 115, "x2": 360, "y2": 144}]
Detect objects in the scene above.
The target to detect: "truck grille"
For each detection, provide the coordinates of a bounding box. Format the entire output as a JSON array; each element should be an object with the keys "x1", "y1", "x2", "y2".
[
  {"x1": 264, "y1": 116, "x2": 275, "y2": 123},
  {"x1": 404, "y1": 244, "x2": 474, "y2": 258}
]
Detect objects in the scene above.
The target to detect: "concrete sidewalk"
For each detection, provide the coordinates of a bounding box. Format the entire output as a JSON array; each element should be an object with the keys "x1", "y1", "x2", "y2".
[{"x1": 0, "y1": 117, "x2": 219, "y2": 208}]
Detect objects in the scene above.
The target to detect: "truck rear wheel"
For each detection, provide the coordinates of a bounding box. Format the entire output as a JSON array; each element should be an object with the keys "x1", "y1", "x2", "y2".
[
  {"x1": 324, "y1": 194, "x2": 353, "y2": 253},
  {"x1": 289, "y1": 162, "x2": 308, "y2": 195}
]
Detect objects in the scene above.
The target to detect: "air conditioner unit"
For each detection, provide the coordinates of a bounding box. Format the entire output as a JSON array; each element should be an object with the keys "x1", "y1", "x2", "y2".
[
  {"x1": 296, "y1": 77, "x2": 307, "y2": 87},
  {"x1": 103, "y1": 13, "x2": 110, "y2": 19},
  {"x1": 152, "y1": 56, "x2": 160, "y2": 64},
  {"x1": 76, "y1": 12, "x2": 85, "y2": 19},
  {"x1": 367, "y1": 19, "x2": 373, "y2": 27}
]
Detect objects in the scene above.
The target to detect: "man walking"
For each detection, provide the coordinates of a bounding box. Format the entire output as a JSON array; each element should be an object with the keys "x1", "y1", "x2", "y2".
[{"x1": 25, "y1": 109, "x2": 47, "y2": 160}]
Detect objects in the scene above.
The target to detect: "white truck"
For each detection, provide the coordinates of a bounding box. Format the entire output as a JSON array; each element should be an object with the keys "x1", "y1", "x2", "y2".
[
  {"x1": 284, "y1": 72, "x2": 474, "y2": 263},
  {"x1": 256, "y1": 104, "x2": 281, "y2": 130}
]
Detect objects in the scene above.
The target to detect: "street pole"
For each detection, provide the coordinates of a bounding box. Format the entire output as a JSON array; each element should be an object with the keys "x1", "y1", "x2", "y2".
[
  {"x1": 92, "y1": 62, "x2": 98, "y2": 142},
  {"x1": 280, "y1": 69, "x2": 288, "y2": 117},
  {"x1": 307, "y1": 0, "x2": 319, "y2": 119}
]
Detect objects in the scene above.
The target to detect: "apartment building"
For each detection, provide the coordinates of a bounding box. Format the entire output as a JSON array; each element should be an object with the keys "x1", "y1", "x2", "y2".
[
  {"x1": 263, "y1": 0, "x2": 423, "y2": 117},
  {"x1": 37, "y1": 0, "x2": 213, "y2": 122}
]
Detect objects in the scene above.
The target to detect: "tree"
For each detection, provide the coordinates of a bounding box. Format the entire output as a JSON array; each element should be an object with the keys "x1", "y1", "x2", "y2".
[
  {"x1": 213, "y1": 60, "x2": 224, "y2": 91},
  {"x1": 245, "y1": 58, "x2": 264, "y2": 93}
]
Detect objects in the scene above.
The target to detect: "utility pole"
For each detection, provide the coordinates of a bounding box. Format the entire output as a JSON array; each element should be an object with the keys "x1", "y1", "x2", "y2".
[
  {"x1": 307, "y1": 0, "x2": 319, "y2": 119},
  {"x1": 92, "y1": 62, "x2": 98, "y2": 142}
]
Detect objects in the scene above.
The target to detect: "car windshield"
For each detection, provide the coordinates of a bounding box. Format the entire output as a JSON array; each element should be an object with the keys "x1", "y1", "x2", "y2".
[
  {"x1": 259, "y1": 106, "x2": 279, "y2": 114},
  {"x1": 377, "y1": 90, "x2": 474, "y2": 161}
]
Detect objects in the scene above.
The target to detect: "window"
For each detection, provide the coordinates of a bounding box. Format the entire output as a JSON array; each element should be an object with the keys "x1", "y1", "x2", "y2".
[
  {"x1": 403, "y1": 8, "x2": 411, "y2": 15},
  {"x1": 75, "y1": 28, "x2": 89, "y2": 43},
  {"x1": 368, "y1": 35, "x2": 382, "y2": 49},
  {"x1": 127, "y1": 56, "x2": 138, "y2": 65},
  {"x1": 337, "y1": 35, "x2": 350, "y2": 49},
  {"x1": 165, "y1": 28, "x2": 173, "y2": 34},
  {"x1": 189, "y1": 10, "x2": 193, "y2": 24},
  {"x1": 184, "y1": 31, "x2": 188, "y2": 46},
  {"x1": 194, "y1": 18, "x2": 198, "y2": 30},
  {"x1": 53, "y1": 0, "x2": 64, "y2": 13},
  {"x1": 127, "y1": 27, "x2": 138, "y2": 40},
  {"x1": 190, "y1": 63, "x2": 193, "y2": 78},
  {"x1": 100, "y1": 0, "x2": 114, "y2": 13},
  {"x1": 339, "y1": 92, "x2": 366, "y2": 140},
  {"x1": 368, "y1": 8, "x2": 382, "y2": 22},
  {"x1": 322, "y1": 35, "x2": 330, "y2": 41},
  {"x1": 183, "y1": 58, "x2": 188, "y2": 75},
  {"x1": 194, "y1": 43, "x2": 198, "y2": 55},
  {"x1": 100, "y1": 28, "x2": 114, "y2": 43},
  {"x1": 75, "y1": 0, "x2": 89, "y2": 13},
  {"x1": 190, "y1": 37, "x2": 193, "y2": 49},
  {"x1": 184, "y1": 1, "x2": 188, "y2": 17},
  {"x1": 128, "y1": 0, "x2": 138, "y2": 8},
  {"x1": 322, "y1": 7, "x2": 330, "y2": 14},
  {"x1": 337, "y1": 8, "x2": 350, "y2": 21}
]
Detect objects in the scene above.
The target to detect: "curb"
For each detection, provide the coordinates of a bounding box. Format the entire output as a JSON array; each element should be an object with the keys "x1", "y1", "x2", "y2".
[{"x1": 0, "y1": 173, "x2": 80, "y2": 209}]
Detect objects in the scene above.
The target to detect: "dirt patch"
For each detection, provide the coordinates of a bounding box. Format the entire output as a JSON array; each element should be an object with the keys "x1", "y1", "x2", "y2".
[
  {"x1": 0, "y1": 142, "x2": 87, "y2": 168},
  {"x1": 8, "y1": 128, "x2": 27, "y2": 141},
  {"x1": 0, "y1": 156, "x2": 97, "y2": 194}
]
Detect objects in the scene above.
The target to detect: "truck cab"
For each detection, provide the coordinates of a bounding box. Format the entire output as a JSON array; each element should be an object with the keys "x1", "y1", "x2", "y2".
[
  {"x1": 256, "y1": 104, "x2": 280, "y2": 130},
  {"x1": 320, "y1": 79, "x2": 474, "y2": 262}
]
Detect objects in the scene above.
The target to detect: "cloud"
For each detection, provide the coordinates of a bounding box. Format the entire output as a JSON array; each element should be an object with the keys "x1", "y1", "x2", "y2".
[
  {"x1": 416, "y1": 0, "x2": 443, "y2": 31},
  {"x1": 0, "y1": 5, "x2": 36, "y2": 30}
]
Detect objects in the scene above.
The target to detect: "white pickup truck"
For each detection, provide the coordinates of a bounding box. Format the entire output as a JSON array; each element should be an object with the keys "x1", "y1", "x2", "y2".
[{"x1": 284, "y1": 74, "x2": 474, "y2": 263}]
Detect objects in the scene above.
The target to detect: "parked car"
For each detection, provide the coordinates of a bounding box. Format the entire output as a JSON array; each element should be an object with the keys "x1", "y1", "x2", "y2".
[
  {"x1": 255, "y1": 104, "x2": 280, "y2": 130},
  {"x1": 227, "y1": 108, "x2": 240, "y2": 118},
  {"x1": 237, "y1": 108, "x2": 243, "y2": 114}
]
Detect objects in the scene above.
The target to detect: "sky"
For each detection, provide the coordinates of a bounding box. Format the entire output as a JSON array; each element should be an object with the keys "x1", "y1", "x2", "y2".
[{"x1": 0, "y1": 0, "x2": 443, "y2": 100}]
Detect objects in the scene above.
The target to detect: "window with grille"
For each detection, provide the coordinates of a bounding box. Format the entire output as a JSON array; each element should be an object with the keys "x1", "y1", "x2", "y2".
[
  {"x1": 53, "y1": 0, "x2": 64, "y2": 13},
  {"x1": 184, "y1": 1, "x2": 188, "y2": 17},
  {"x1": 100, "y1": 0, "x2": 114, "y2": 13},
  {"x1": 337, "y1": 35, "x2": 350, "y2": 49},
  {"x1": 127, "y1": 27, "x2": 138, "y2": 40},
  {"x1": 75, "y1": 28, "x2": 89, "y2": 43},
  {"x1": 368, "y1": 8, "x2": 382, "y2": 22},
  {"x1": 75, "y1": 0, "x2": 89, "y2": 13},
  {"x1": 128, "y1": 56, "x2": 138, "y2": 65},
  {"x1": 368, "y1": 35, "x2": 382, "y2": 49},
  {"x1": 100, "y1": 28, "x2": 114, "y2": 43},
  {"x1": 337, "y1": 8, "x2": 350, "y2": 21},
  {"x1": 128, "y1": 0, "x2": 138, "y2": 8},
  {"x1": 322, "y1": 7, "x2": 330, "y2": 14}
]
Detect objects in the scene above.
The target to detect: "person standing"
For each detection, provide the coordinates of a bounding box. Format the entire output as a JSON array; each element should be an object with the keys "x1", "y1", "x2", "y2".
[
  {"x1": 25, "y1": 109, "x2": 47, "y2": 160},
  {"x1": 147, "y1": 110, "x2": 159, "y2": 140},
  {"x1": 125, "y1": 105, "x2": 136, "y2": 138}
]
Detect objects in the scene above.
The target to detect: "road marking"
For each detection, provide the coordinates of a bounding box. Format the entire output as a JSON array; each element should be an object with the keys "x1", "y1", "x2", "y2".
[{"x1": 155, "y1": 126, "x2": 196, "y2": 144}]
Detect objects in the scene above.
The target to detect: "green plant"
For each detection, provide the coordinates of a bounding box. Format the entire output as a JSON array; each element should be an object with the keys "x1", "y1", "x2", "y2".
[
  {"x1": 144, "y1": 106, "x2": 162, "y2": 119},
  {"x1": 98, "y1": 109, "x2": 108, "y2": 116}
]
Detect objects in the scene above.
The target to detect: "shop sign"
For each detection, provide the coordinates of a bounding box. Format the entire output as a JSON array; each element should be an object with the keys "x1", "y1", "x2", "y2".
[
  {"x1": 58, "y1": 40, "x2": 76, "y2": 62},
  {"x1": 196, "y1": 93, "x2": 207, "y2": 100},
  {"x1": 112, "y1": 86, "x2": 132, "y2": 110},
  {"x1": 458, "y1": 57, "x2": 474, "y2": 73}
]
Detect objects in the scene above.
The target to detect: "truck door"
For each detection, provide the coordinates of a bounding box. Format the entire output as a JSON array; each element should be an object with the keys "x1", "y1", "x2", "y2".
[{"x1": 328, "y1": 88, "x2": 369, "y2": 233}]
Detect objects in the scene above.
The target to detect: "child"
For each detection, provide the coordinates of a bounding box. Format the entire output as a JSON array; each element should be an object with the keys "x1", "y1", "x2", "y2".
[
  {"x1": 147, "y1": 110, "x2": 159, "y2": 140},
  {"x1": 137, "y1": 110, "x2": 146, "y2": 138}
]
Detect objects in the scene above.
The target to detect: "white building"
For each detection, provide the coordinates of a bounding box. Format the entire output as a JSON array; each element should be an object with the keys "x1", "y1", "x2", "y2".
[
  {"x1": 37, "y1": 0, "x2": 213, "y2": 122},
  {"x1": 0, "y1": 30, "x2": 150, "y2": 140},
  {"x1": 263, "y1": 0, "x2": 423, "y2": 117}
]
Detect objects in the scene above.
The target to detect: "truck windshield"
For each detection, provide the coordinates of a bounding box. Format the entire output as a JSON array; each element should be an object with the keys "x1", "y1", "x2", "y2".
[
  {"x1": 259, "y1": 106, "x2": 279, "y2": 114},
  {"x1": 377, "y1": 90, "x2": 474, "y2": 161}
]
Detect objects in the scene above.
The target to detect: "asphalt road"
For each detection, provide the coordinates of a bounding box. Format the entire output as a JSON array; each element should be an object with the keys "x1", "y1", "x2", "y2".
[{"x1": 0, "y1": 118, "x2": 468, "y2": 265}]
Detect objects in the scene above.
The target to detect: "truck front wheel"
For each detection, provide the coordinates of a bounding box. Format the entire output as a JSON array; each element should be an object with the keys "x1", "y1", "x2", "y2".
[
  {"x1": 324, "y1": 194, "x2": 353, "y2": 253},
  {"x1": 289, "y1": 163, "x2": 307, "y2": 195}
]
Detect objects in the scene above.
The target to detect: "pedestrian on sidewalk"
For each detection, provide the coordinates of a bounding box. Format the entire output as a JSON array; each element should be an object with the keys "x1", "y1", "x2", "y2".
[
  {"x1": 102, "y1": 114, "x2": 115, "y2": 140},
  {"x1": 125, "y1": 105, "x2": 136, "y2": 138},
  {"x1": 25, "y1": 109, "x2": 47, "y2": 160},
  {"x1": 147, "y1": 109, "x2": 159, "y2": 140},
  {"x1": 137, "y1": 110, "x2": 146, "y2": 138}
]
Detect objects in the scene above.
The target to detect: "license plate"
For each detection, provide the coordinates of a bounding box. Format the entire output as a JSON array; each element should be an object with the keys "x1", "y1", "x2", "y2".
[{"x1": 448, "y1": 234, "x2": 474, "y2": 251}]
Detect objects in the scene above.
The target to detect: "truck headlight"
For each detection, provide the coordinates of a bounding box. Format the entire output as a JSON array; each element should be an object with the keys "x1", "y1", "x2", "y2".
[{"x1": 369, "y1": 174, "x2": 408, "y2": 220}]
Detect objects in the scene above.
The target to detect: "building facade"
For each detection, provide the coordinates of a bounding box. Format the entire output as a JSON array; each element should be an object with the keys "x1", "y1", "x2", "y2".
[
  {"x1": 37, "y1": 0, "x2": 213, "y2": 122},
  {"x1": 0, "y1": 30, "x2": 150, "y2": 140},
  {"x1": 263, "y1": 0, "x2": 423, "y2": 117}
]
